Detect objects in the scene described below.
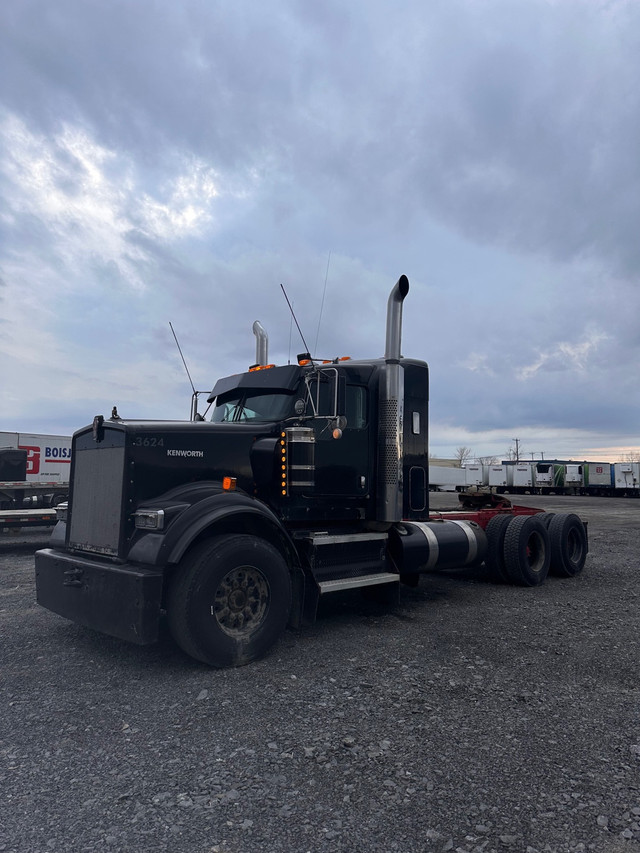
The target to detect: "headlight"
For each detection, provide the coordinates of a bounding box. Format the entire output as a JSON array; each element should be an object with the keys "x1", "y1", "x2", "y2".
[
  {"x1": 133, "y1": 509, "x2": 165, "y2": 530},
  {"x1": 55, "y1": 502, "x2": 68, "y2": 522}
]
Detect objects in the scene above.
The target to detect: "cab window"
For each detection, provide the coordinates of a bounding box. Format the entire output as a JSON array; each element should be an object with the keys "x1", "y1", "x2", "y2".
[
  {"x1": 211, "y1": 391, "x2": 294, "y2": 422},
  {"x1": 345, "y1": 385, "x2": 367, "y2": 429}
]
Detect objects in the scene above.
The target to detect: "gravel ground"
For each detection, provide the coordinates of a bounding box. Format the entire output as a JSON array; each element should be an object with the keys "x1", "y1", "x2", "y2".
[{"x1": 1, "y1": 495, "x2": 639, "y2": 853}]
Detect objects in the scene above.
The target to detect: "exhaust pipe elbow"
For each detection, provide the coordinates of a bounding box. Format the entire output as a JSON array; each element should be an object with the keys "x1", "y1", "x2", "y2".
[
  {"x1": 384, "y1": 275, "x2": 409, "y2": 361},
  {"x1": 252, "y1": 320, "x2": 269, "y2": 366}
]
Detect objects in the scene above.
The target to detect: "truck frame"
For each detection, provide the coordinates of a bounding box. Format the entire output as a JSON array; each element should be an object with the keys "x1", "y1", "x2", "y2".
[{"x1": 35, "y1": 276, "x2": 588, "y2": 666}]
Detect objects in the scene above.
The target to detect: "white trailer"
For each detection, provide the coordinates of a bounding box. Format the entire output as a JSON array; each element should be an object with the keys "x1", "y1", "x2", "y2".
[
  {"x1": 613, "y1": 462, "x2": 639, "y2": 492},
  {"x1": 586, "y1": 463, "x2": 612, "y2": 491},
  {"x1": 464, "y1": 464, "x2": 485, "y2": 487},
  {"x1": 0, "y1": 433, "x2": 71, "y2": 524},
  {"x1": 564, "y1": 464, "x2": 585, "y2": 489},
  {"x1": 487, "y1": 465, "x2": 507, "y2": 489},
  {"x1": 533, "y1": 463, "x2": 555, "y2": 490},
  {"x1": 429, "y1": 465, "x2": 466, "y2": 491},
  {"x1": 507, "y1": 463, "x2": 534, "y2": 491}
]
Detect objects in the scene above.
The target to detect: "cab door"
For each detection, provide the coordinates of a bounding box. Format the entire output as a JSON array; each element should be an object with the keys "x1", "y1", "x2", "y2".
[
  {"x1": 314, "y1": 382, "x2": 370, "y2": 497},
  {"x1": 304, "y1": 371, "x2": 370, "y2": 499}
]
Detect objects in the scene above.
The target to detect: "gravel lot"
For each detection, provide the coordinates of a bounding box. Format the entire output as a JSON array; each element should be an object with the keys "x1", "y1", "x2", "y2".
[{"x1": 1, "y1": 495, "x2": 639, "y2": 853}]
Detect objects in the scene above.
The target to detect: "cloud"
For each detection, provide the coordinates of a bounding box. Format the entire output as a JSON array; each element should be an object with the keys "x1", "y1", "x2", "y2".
[
  {"x1": 3, "y1": 1, "x2": 640, "y2": 276},
  {"x1": 517, "y1": 327, "x2": 609, "y2": 379},
  {"x1": 1, "y1": 0, "x2": 639, "y2": 461}
]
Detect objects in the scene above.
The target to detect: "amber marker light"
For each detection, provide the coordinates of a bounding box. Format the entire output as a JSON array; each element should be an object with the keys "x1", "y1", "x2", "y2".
[
  {"x1": 280, "y1": 431, "x2": 287, "y2": 495},
  {"x1": 222, "y1": 476, "x2": 237, "y2": 491}
]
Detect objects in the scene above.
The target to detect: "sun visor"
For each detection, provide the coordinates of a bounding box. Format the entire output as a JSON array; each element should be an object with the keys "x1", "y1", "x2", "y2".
[{"x1": 208, "y1": 364, "x2": 303, "y2": 402}]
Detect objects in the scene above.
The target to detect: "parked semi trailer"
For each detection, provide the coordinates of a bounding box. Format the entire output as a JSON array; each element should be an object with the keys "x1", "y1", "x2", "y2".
[
  {"x1": 586, "y1": 463, "x2": 614, "y2": 495},
  {"x1": 428, "y1": 465, "x2": 466, "y2": 491},
  {"x1": 0, "y1": 433, "x2": 71, "y2": 528},
  {"x1": 35, "y1": 276, "x2": 588, "y2": 667},
  {"x1": 613, "y1": 462, "x2": 639, "y2": 493},
  {"x1": 476, "y1": 460, "x2": 637, "y2": 497}
]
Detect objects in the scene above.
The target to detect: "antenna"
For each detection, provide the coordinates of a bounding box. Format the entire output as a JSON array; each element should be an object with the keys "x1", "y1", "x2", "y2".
[
  {"x1": 280, "y1": 283, "x2": 312, "y2": 358},
  {"x1": 314, "y1": 251, "x2": 331, "y2": 355},
  {"x1": 170, "y1": 322, "x2": 206, "y2": 420},
  {"x1": 170, "y1": 322, "x2": 196, "y2": 395}
]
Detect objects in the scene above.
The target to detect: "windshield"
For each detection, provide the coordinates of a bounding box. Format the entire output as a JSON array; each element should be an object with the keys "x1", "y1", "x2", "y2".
[{"x1": 210, "y1": 391, "x2": 295, "y2": 423}]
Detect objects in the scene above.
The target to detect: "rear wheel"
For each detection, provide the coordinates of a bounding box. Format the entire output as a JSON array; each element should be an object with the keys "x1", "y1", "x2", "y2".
[
  {"x1": 167, "y1": 535, "x2": 292, "y2": 667},
  {"x1": 503, "y1": 515, "x2": 550, "y2": 587},
  {"x1": 548, "y1": 513, "x2": 588, "y2": 577},
  {"x1": 484, "y1": 514, "x2": 513, "y2": 582}
]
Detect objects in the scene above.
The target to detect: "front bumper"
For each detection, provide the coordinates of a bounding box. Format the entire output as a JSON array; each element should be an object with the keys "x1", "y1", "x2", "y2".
[{"x1": 35, "y1": 548, "x2": 164, "y2": 645}]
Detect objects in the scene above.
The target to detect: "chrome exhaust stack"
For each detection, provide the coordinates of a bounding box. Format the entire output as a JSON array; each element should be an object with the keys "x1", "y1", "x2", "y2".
[
  {"x1": 377, "y1": 275, "x2": 409, "y2": 523},
  {"x1": 252, "y1": 320, "x2": 269, "y2": 366},
  {"x1": 385, "y1": 274, "x2": 409, "y2": 360}
]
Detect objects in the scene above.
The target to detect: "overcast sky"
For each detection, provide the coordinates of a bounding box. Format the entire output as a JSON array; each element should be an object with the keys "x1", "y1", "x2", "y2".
[{"x1": 1, "y1": 0, "x2": 638, "y2": 462}]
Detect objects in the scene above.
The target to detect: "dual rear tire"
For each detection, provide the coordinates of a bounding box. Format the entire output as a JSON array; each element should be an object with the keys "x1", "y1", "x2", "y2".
[
  {"x1": 503, "y1": 515, "x2": 550, "y2": 586},
  {"x1": 547, "y1": 513, "x2": 588, "y2": 577},
  {"x1": 484, "y1": 512, "x2": 587, "y2": 586}
]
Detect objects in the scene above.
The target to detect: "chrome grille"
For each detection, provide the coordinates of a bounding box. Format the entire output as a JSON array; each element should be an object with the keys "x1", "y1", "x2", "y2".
[{"x1": 68, "y1": 445, "x2": 125, "y2": 556}]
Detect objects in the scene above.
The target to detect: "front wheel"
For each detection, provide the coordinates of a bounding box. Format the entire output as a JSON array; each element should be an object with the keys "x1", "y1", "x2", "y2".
[{"x1": 167, "y1": 535, "x2": 292, "y2": 667}]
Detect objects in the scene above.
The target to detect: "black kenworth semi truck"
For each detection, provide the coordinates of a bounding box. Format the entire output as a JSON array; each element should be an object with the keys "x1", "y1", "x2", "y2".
[{"x1": 35, "y1": 276, "x2": 588, "y2": 667}]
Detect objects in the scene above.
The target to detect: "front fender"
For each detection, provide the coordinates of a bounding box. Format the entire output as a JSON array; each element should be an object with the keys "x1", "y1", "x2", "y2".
[{"x1": 127, "y1": 490, "x2": 297, "y2": 568}]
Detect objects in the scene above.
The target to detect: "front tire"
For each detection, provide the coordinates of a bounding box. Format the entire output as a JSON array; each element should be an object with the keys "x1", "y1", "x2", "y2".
[{"x1": 167, "y1": 535, "x2": 292, "y2": 667}]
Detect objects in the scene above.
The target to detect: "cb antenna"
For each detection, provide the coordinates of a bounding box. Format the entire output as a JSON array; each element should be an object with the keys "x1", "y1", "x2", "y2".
[
  {"x1": 169, "y1": 322, "x2": 196, "y2": 395},
  {"x1": 170, "y1": 322, "x2": 204, "y2": 420},
  {"x1": 314, "y1": 251, "x2": 331, "y2": 355},
  {"x1": 280, "y1": 283, "x2": 312, "y2": 359}
]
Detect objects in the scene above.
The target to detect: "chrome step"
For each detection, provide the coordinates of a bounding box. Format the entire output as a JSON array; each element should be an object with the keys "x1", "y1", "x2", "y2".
[{"x1": 318, "y1": 572, "x2": 399, "y2": 594}]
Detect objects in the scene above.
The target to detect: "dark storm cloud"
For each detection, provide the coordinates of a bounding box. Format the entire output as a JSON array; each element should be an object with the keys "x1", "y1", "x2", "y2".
[
  {"x1": 3, "y1": 0, "x2": 639, "y2": 275},
  {"x1": 1, "y1": 0, "x2": 639, "y2": 455}
]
